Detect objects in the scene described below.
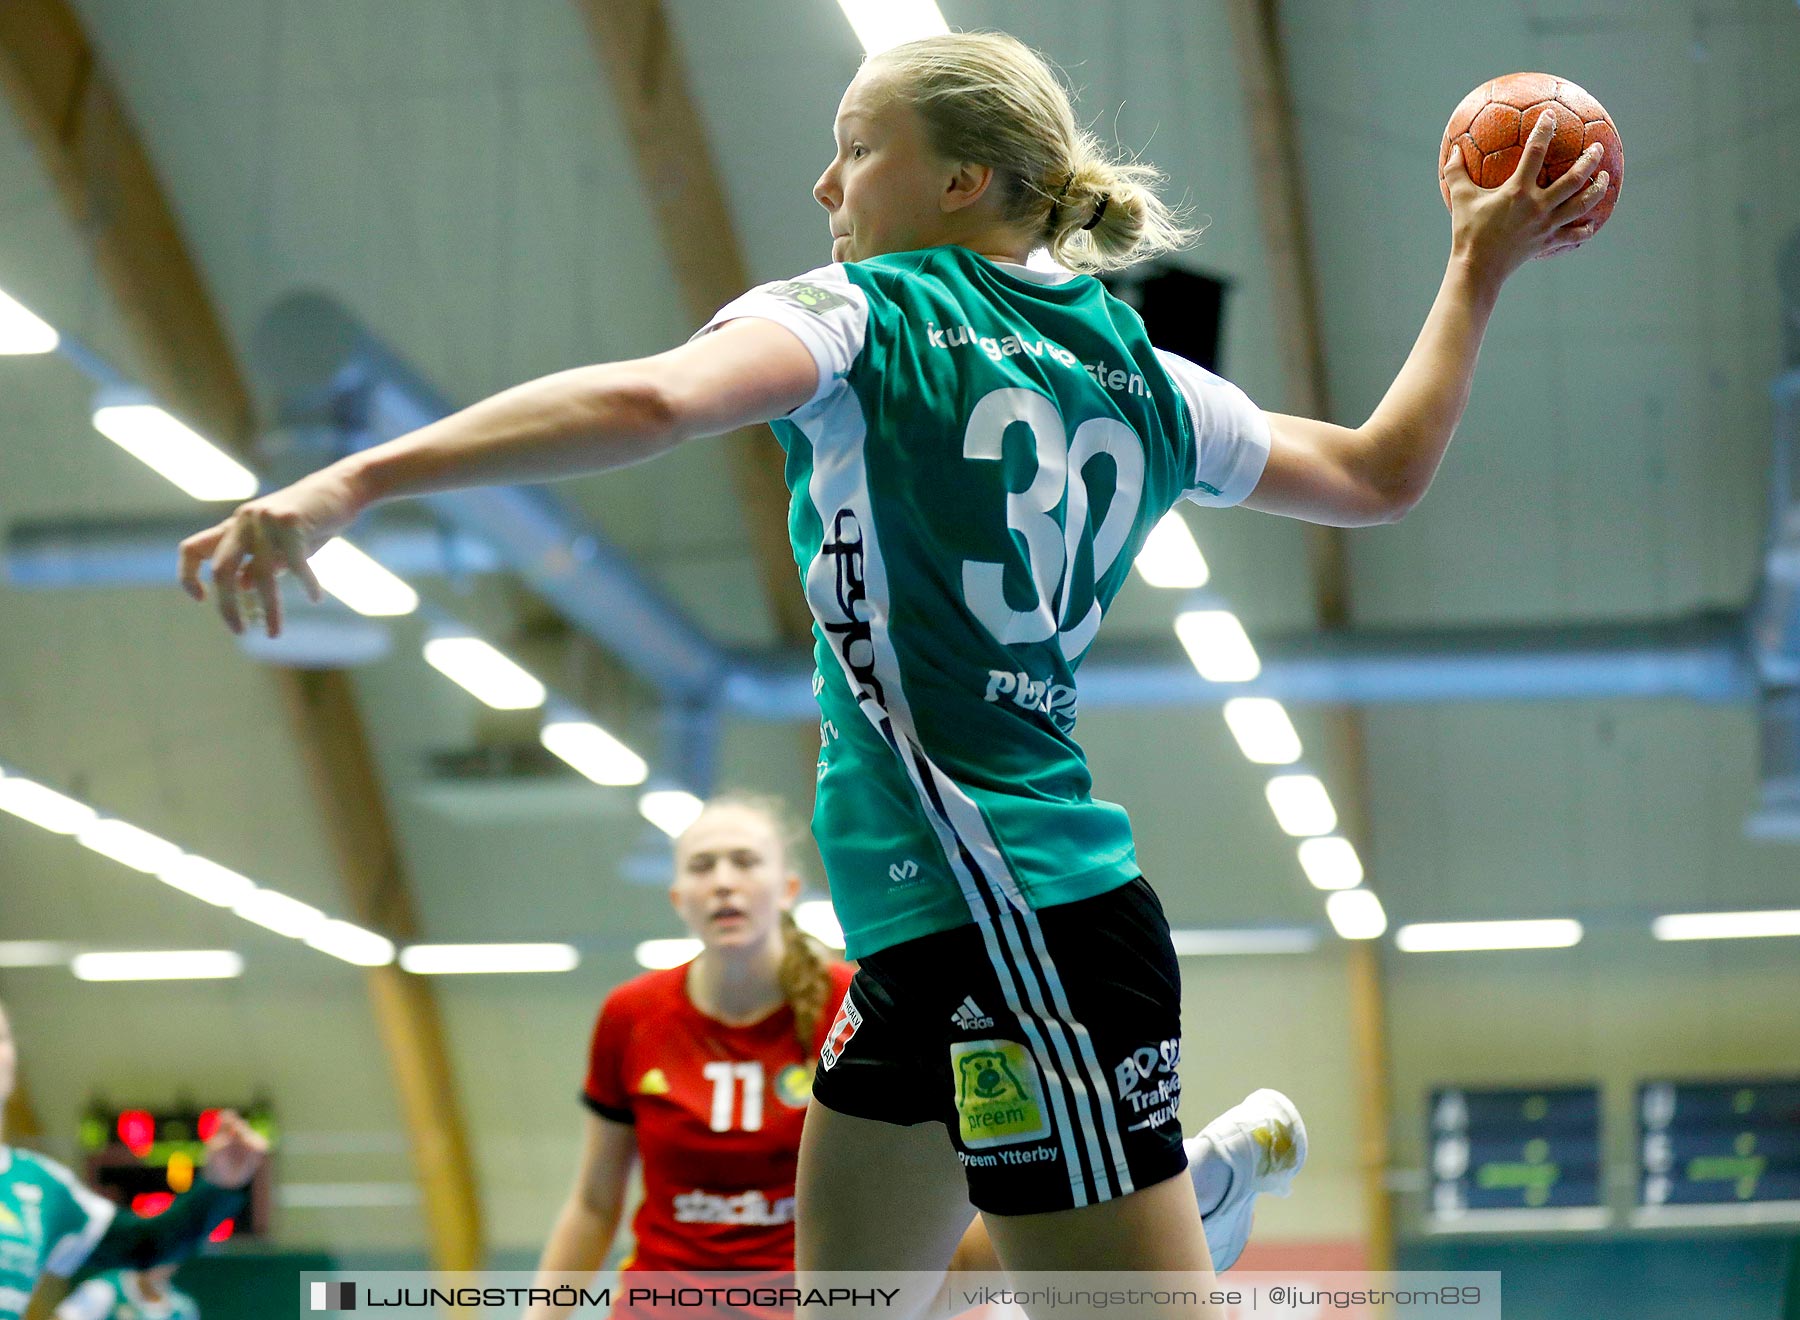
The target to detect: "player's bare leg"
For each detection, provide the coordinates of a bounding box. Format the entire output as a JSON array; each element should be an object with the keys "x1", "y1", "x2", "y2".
[
  {"x1": 794, "y1": 1100, "x2": 976, "y2": 1320},
  {"x1": 980, "y1": 1170, "x2": 1229, "y2": 1320}
]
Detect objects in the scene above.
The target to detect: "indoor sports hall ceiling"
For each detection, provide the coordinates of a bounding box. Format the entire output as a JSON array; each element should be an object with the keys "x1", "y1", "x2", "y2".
[{"x1": 1, "y1": 0, "x2": 1796, "y2": 1255}]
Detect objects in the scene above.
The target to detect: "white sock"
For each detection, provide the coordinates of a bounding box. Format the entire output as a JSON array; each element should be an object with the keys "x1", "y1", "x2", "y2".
[{"x1": 1185, "y1": 1134, "x2": 1235, "y2": 1217}]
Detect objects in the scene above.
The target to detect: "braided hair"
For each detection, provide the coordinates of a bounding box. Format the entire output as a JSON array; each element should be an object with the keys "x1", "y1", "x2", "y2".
[{"x1": 867, "y1": 31, "x2": 1197, "y2": 273}]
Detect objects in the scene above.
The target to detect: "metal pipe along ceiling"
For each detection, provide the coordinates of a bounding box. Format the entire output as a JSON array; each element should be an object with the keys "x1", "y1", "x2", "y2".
[
  {"x1": 5, "y1": 517, "x2": 1754, "y2": 712},
  {"x1": 247, "y1": 291, "x2": 729, "y2": 702},
  {"x1": 5, "y1": 291, "x2": 1756, "y2": 716}
]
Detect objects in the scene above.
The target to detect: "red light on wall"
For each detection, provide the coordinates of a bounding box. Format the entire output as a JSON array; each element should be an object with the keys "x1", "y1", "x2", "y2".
[
  {"x1": 197, "y1": 1109, "x2": 220, "y2": 1142},
  {"x1": 208, "y1": 1218, "x2": 235, "y2": 1243},
  {"x1": 130, "y1": 1192, "x2": 174, "y2": 1218},
  {"x1": 117, "y1": 1110, "x2": 155, "y2": 1157}
]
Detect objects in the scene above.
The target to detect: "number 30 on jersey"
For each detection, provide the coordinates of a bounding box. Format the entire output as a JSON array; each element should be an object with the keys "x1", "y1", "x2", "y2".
[{"x1": 961, "y1": 388, "x2": 1145, "y2": 660}]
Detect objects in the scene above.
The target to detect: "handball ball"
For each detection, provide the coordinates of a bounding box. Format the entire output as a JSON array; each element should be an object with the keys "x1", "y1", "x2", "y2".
[{"x1": 1440, "y1": 73, "x2": 1623, "y2": 236}]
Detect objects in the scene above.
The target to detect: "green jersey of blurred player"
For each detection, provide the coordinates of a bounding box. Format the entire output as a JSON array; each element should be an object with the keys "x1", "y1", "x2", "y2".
[
  {"x1": 55, "y1": 1267, "x2": 199, "y2": 1320},
  {"x1": 0, "y1": 1003, "x2": 263, "y2": 1320}
]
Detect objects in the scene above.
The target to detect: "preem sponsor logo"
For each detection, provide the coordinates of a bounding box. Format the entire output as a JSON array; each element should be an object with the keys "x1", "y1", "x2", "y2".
[
  {"x1": 952, "y1": 1040, "x2": 1051, "y2": 1148},
  {"x1": 924, "y1": 321, "x2": 1149, "y2": 398},
  {"x1": 958, "y1": 1142, "x2": 1060, "y2": 1168},
  {"x1": 1115, "y1": 1037, "x2": 1183, "y2": 1133},
  {"x1": 672, "y1": 1188, "x2": 796, "y2": 1226}
]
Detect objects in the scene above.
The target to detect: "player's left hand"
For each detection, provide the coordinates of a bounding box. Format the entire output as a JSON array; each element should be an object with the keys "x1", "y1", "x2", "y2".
[
  {"x1": 177, "y1": 465, "x2": 364, "y2": 638},
  {"x1": 1442, "y1": 110, "x2": 1609, "y2": 281},
  {"x1": 199, "y1": 1110, "x2": 269, "y2": 1189}
]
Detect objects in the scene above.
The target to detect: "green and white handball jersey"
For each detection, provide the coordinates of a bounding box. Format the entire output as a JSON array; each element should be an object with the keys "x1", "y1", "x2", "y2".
[
  {"x1": 0, "y1": 1145, "x2": 116, "y2": 1320},
  {"x1": 56, "y1": 1271, "x2": 201, "y2": 1320},
  {"x1": 699, "y1": 246, "x2": 1270, "y2": 958}
]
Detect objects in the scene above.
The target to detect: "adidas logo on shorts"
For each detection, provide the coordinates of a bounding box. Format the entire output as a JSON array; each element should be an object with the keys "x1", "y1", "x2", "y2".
[{"x1": 950, "y1": 995, "x2": 996, "y2": 1032}]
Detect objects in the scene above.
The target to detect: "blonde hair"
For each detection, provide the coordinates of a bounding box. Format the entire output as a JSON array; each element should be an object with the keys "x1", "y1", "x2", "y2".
[
  {"x1": 685, "y1": 793, "x2": 835, "y2": 1052},
  {"x1": 866, "y1": 32, "x2": 1195, "y2": 274}
]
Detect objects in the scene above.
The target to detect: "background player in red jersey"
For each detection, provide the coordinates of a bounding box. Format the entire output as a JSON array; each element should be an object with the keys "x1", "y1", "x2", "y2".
[{"x1": 525, "y1": 795, "x2": 850, "y2": 1318}]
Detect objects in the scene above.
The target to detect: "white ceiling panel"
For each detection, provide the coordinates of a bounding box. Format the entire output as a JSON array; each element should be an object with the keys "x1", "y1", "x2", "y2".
[{"x1": 1283, "y1": 0, "x2": 1799, "y2": 625}]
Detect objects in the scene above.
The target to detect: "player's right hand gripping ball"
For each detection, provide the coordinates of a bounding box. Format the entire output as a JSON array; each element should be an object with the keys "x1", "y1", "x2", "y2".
[{"x1": 1440, "y1": 73, "x2": 1623, "y2": 239}]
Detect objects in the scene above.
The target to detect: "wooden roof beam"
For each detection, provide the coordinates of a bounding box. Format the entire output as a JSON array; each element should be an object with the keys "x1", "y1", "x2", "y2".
[
  {"x1": 573, "y1": 0, "x2": 816, "y2": 647},
  {"x1": 0, "y1": 0, "x2": 484, "y2": 1270},
  {"x1": 1223, "y1": 0, "x2": 1395, "y2": 1269}
]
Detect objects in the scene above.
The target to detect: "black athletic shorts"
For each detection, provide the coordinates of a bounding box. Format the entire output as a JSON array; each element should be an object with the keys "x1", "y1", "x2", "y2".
[{"x1": 810, "y1": 875, "x2": 1187, "y2": 1216}]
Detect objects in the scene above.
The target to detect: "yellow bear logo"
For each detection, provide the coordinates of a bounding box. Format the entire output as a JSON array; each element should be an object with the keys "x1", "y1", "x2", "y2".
[{"x1": 950, "y1": 1040, "x2": 1050, "y2": 1149}]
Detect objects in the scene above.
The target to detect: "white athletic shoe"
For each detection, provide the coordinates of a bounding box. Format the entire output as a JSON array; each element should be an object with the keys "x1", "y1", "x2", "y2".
[{"x1": 1189, "y1": 1088, "x2": 1308, "y2": 1271}]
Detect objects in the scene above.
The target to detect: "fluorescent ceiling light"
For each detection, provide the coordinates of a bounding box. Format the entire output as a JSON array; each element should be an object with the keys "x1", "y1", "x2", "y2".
[
  {"x1": 308, "y1": 539, "x2": 419, "y2": 617},
  {"x1": 305, "y1": 920, "x2": 396, "y2": 967},
  {"x1": 1326, "y1": 889, "x2": 1387, "y2": 941},
  {"x1": 0, "y1": 941, "x2": 74, "y2": 968},
  {"x1": 90, "y1": 404, "x2": 257, "y2": 502},
  {"x1": 233, "y1": 888, "x2": 328, "y2": 940},
  {"x1": 634, "y1": 938, "x2": 702, "y2": 971},
  {"x1": 156, "y1": 855, "x2": 256, "y2": 907},
  {"x1": 399, "y1": 943, "x2": 578, "y2": 975},
  {"x1": 0, "y1": 777, "x2": 97, "y2": 834},
  {"x1": 541, "y1": 721, "x2": 648, "y2": 786},
  {"x1": 835, "y1": 0, "x2": 949, "y2": 54},
  {"x1": 1265, "y1": 774, "x2": 1337, "y2": 837},
  {"x1": 1652, "y1": 909, "x2": 1800, "y2": 941},
  {"x1": 1134, "y1": 512, "x2": 1210, "y2": 589},
  {"x1": 76, "y1": 819, "x2": 182, "y2": 874},
  {"x1": 71, "y1": 950, "x2": 244, "y2": 982},
  {"x1": 1297, "y1": 836, "x2": 1364, "y2": 891},
  {"x1": 1222, "y1": 697, "x2": 1302, "y2": 764},
  {"x1": 794, "y1": 899, "x2": 846, "y2": 950},
  {"x1": 1168, "y1": 927, "x2": 1320, "y2": 956},
  {"x1": 422, "y1": 637, "x2": 546, "y2": 710},
  {"x1": 639, "y1": 789, "x2": 704, "y2": 838},
  {"x1": 0, "y1": 287, "x2": 58, "y2": 354},
  {"x1": 1396, "y1": 919, "x2": 1583, "y2": 953},
  {"x1": 1174, "y1": 610, "x2": 1261, "y2": 682}
]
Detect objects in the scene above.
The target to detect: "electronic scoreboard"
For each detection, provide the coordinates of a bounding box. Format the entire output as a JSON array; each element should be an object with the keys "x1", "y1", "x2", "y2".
[
  {"x1": 81, "y1": 1102, "x2": 276, "y2": 1240},
  {"x1": 1636, "y1": 1077, "x2": 1800, "y2": 1225},
  {"x1": 1427, "y1": 1085, "x2": 1607, "y2": 1230}
]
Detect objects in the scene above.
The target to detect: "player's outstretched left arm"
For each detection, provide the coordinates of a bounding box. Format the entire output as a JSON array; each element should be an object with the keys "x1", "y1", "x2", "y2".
[
  {"x1": 1241, "y1": 110, "x2": 1610, "y2": 527},
  {"x1": 177, "y1": 318, "x2": 818, "y2": 637},
  {"x1": 76, "y1": 1112, "x2": 267, "y2": 1275}
]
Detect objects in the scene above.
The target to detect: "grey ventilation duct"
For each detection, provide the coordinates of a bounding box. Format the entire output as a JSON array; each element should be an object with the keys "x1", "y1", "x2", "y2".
[{"x1": 6, "y1": 293, "x2": 1762, "y2": 715}]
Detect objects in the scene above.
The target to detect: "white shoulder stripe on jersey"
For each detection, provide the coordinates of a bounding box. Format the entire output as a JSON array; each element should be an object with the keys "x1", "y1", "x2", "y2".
[
  {"x1": 923, "y1": 761, "x2": 1138, "y2": 1199},
  {"x1": 794, "y1": 387, "x2": 1134, "y2": 1207},
  {"x1": 694, "y1": 264, "x2": 870, "y2": 415},
  {"x1": 902, "y1": 742, "x2": 1133, "y2": 1203},
  {"x1": 1152, "y1": 347, "x2": 1273, "y2": 509},
  {"x1": 33, "y1": 1150, "x2": 118, "y2": 1277}
]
